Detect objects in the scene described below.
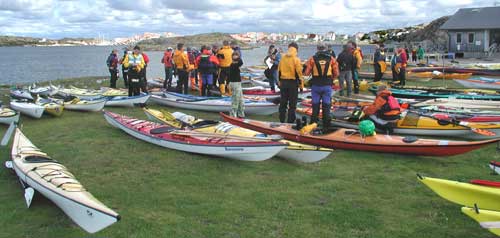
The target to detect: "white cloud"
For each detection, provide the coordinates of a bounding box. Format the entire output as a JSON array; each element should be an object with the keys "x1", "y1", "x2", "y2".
[{"x1": 0, "y1": 0, "x2": 496, "y2": 38}]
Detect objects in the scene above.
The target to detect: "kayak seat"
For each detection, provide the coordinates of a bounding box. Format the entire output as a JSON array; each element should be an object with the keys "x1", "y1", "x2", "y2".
[
  {"x1": 24, "y1": 155, "x2": 56, "y2": 163},
  {"x1": 470, "y1": 179, "x2": 500, "y2": 188},
  {"x1": 150, "y1": 126, "x2": 175, "y2": 134},
  {"x1": 402, "y1": 136, "x2": 419, "y2": 143},
  {"x1": 400, "y1": 112, "x2": 420, "y2": 126},
  {"x1": 191, "y1": 120, "x2": 219, "y2": 129}
]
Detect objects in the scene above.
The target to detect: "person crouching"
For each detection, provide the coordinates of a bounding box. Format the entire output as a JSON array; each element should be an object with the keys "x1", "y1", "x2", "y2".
[
  {"x1": 362, "y1": 85, "x2": 401, "y2": 133},
  {"x1": 228, "y1": 52, "x2": 245, "y2": 118}
]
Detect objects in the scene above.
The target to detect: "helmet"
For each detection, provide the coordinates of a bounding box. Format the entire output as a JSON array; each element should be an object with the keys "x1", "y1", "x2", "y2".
[{"x1": 359, "y1": 120, "x2": 375, "y2": 136}]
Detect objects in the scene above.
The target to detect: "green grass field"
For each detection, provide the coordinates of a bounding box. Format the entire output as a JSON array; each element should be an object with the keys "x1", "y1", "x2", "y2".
[{"x1": 0, "y1": 76, "x2": 499, "y2": 238}]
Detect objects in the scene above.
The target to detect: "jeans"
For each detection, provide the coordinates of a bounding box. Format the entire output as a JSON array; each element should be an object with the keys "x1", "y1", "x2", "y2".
[
  {"x1": 374, "y1": 63, "x2": 382, "y2": 82},
  {"x1": 201, "y1": 73, "x2": 213, "y2": 96},
  {"x1": 164, "y1": 67, "x2": 173, "y2": 88},
  {"x1": 268, "y1": 69, "x2": 278, "y2": 91},
  {"x1": 176, "y1": 70, "x2": 189, "y2": 94},
  {"x1": 338, "y1": 70, "x2": 353, "y2": 96},
  {"x1": 109, "y1": 68, "x2": 118, "y2": 88},
  {"x1": 229, "y1": 82, "x2": 245, "y2": 118},
  {"x1": 311, "y1": 85, "x2": 332, "y2": 127},
  {"x1": 352, "y1": 69, "x2": 359, "y2": 93},
  {"x1": 279, "y1": 79, "x2": 299, "y2": 123}
]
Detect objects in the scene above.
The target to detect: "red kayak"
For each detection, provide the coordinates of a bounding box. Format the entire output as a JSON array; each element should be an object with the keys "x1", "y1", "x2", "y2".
[
  {"x1": 431, "y1": 113, "x2": 500, "y2": 123},
  {"x1": 409, "y1": 67, "x2": 500, "y2": 76},
  {"x1": 220, "y1": 113, "x2": 498, "y2": 156}
]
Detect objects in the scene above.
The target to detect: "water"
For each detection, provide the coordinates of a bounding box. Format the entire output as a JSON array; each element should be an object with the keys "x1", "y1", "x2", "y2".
[{"x1": 0, "y1": 45, "x2": 375, "y2": 85}]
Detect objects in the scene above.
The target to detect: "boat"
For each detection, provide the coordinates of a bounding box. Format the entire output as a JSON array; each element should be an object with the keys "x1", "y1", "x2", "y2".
[
  {"x1": 220, "y1": 113, "x2": 497, "y2": 156},
  {"x1": 249, "y1": 78, "x2": 270, "y2": 88},
  {"x1": 0, "y1": 107, "x2": 20, "y2": 125},
  {"x1": 489, "y1": 161, "x2": 500, "y2": 175},
  {"x1": 454, "y1": 77, "x2": 500, "y2": 90},
  {"x1": 6, "y1": 127, "x2": 120, "y2": 233},
  {"x1": 330, "y1": 111, "x2": 500, "y2": 140},
  {"x1": 357, "y1": 71, "x2": 431, "y2": 81},
  {"x1": 35, "y1": 98, "x2": 64, "y2": 117},
  {"x1": 30, "y1": 85, "x2": 58, "y2": 96},
  {"x1": 409, "y1": 66, "x2": 500, "y2": 76},
  {"x1": 101, "y1": 88, "x2": 128, "y2": 97},
  {"x1": 104, "y1": 94, "x2": 150, "y2": 107},
  {"x1": 10, "y1": 100, "x2": 45, "y2": 118},
  {"x1": 57, "y1": 86, "x2": 103, "y2": 100},
  {"x1": 57, "y1": 98, "x2": 106, "y2": 112},
  {"x1": 462, "y1": 207, "x2": 500, "y2": 236},
  {"x1": 104, "y1": 111, "x2": 286, "y2": 161},
  {"x1": 418, "y1": 175, "x2": 500, "y2": 211},
  {"x1": 149, "y1": 93, "x2": 279, "y2": 115},
  {"x1": 11, "y1": 89, "x2": 34, "y2": 101},
  {"x1": 143, "y1": 108, "x2": 333, "y2": 163},
  {"x1": 414, "y1": 98, "x2": 500, "y2": 110},
  {"x1": 408, "y1": 71, "x2": 472, "y2": 80},
  {"x1": 371, "y1": 86, "x2": 500, "y2": 101},
  {"x1": 211, "y1": 86, "x2": 311, "y2": 99}
]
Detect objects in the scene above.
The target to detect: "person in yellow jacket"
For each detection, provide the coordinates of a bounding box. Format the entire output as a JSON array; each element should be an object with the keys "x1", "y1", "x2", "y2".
[
  {"x1": 122, "y1": 45, "x2": 145, "y2": 96},
  {"x1": 278, "y1": 42, "x2": 303, "y2": 123},
  {"x1": 350, "y1": 41, "x2": 363, "y2": 94},
  {"x1": 216, "y1": 40, "x2": 233, "y2": 95},
  {"x1": 172, "y1": 43, "x2": 192, "y2": 94}
]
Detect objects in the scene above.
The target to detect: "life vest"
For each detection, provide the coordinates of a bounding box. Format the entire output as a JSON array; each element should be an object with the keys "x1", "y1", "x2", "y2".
[
  {"x1": 380, "y1": 95, "x2": 401, "y2": 116},
  {"x1": 188, "y1": 52, "x2": 196, "y2": 65},
  {"x1": 198, "y1": 54, "x2": 216, "y2": 74},
  {"x1": 142, "y1": 53, "x2": 149, "y2": 65},
  {"x1": 128, "y1": 53, "x2": 143, "y2": 67},
  {"x1": 163, "y1": 51, "x2": 173, "y2": 67}
]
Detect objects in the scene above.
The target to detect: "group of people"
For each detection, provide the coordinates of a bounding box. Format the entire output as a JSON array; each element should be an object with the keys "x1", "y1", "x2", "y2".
[{"x1": 106, "y1": 46, "x2": 150, "y2": 96}]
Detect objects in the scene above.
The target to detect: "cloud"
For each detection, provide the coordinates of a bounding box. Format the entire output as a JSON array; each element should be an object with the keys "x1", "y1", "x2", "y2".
[{"x1": 0, "y1": 0, "x2": 496, "y2": 38}]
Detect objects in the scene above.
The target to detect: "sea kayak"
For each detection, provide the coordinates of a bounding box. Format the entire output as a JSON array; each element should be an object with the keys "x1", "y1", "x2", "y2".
[
  {"x1": 57, "y1": 86, "x2": 103, "y2": 100},
  {"x1": 10, "y1": 100, "x2": 45, "y2": 118},
  {"x1": 30, "y1": 85, "x2": 59, "y2": 96},
  {"x1": 489, "y1": 161, "x2": 500, "y2": 175},
  {"x1": 104, "y1": 111, "x2": 286, "y2": 161},
  {"x1": 418, "y1": 175, "x2": 500, "y2": 211},
  {"x1": 104, "y1": 94, "x2": 150, "y2": 107},
  {"x1": 143, "y1": 108, "x2": 333, "y2": 163},
  {"x1": 408, "y1": 71, "x2": 472, "y2": 80},
  {"x1": 10, "y1": 89, "x2": 34, "y2": 101},
  {"x1": 221, "y1": 113, "x2": 496, "y2": 156},
  {"x1": 454, "y1": 77, "x2": 500, "y2": 90},
  {"x1": 409, "y1": 67, "x2": 500, "y2": 76},
  {"x1": 414, "y1": 98, "x2": 500, "y2": 110},
  {"x1": 462, "y1": 207, "x2": 500, "y2": 236},
  {"x1": 0, "y1": 107, "x2": 20, "y2": 125},
  {"x1": 7, "y1": 128, "x2": 120, "y2": 233},
  {"x1": 35, "y1": 98, "x2": 64, "y2": 117},
  {"x1": 371, "y1": 85, "x2": 500, "y2": 101},
  {"x1": 149, "y1": 94, "x2": 278, "y2": 115},
  {"x1": 56, "y1": 98, "x2": 106, "y2": 112}
]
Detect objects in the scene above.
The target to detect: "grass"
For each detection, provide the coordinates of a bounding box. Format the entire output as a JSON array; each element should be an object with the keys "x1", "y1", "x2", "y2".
[{"x1": 0, "y1": 75, "x2": 499, "y2": 238}]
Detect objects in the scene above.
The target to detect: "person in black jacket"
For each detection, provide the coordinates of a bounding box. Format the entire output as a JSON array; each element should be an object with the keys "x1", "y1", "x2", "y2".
[
  {"x1": 373, "y1": 44, "x2": 386, "y2": 82},
  {"x1": 228, "y1": 52, "x2": 245, "y2": 118},
  {"x1": 336, "y1": 44, "x2": 355, "y2": 97}
]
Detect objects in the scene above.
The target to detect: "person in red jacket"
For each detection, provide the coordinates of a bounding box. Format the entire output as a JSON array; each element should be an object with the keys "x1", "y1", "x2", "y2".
[
  {"x1": 397, "y1": 48, "x2": 408, "y2": 86},
  {"x1": 196, "y1": 45, "x2": 220, "y2": 96},
  {"x1": 141, "y1": 51, "x2": 150, "y2": 93},
  {"x1": 161, "y1": 47, "x2": 174, "y2": 88}
]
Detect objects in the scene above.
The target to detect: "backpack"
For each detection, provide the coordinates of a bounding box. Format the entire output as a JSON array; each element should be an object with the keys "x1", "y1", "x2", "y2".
[
  {"x1": 312, "y1": 53, "x2": 331, "y2": 79},
  {"x1": 198, "y1": 55, "x2": 215, "y2": 74}
]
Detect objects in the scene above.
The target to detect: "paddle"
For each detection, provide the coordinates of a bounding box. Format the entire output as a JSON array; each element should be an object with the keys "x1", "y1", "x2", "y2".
[
  {"x1": 407, "y1": 110, "x2": 496, "y2": 137},
  {"x1": 1, "y1": 122, "x2": 16, "y2": 146}
]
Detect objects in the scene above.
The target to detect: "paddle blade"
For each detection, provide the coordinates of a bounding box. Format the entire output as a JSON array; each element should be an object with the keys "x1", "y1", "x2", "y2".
[
  {"x1": 1, "y1": 122, "x2": 16, "y2": 146},
  {"x1": 472, "y1": 128, "x2": 496, "y2": 137}
]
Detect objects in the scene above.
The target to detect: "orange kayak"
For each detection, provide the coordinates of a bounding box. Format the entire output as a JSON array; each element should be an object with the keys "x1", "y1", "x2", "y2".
[{"x1": 409, "y1": 72, "x2": 472, "y2": 80}]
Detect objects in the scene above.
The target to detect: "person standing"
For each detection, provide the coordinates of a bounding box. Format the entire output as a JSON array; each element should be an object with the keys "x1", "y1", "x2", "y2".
[
  {"x1": 336, "y1": 44, "x2": 355, "y2": 97},
  {"x1": 106, "y1": 49, "x2": 119, "y2": 88},
  {"x1": 351, "y1": 42, "x2": 363, "y2": 94},
  {"x1": 211, "y1": 44, "x2": 220, "y2": 88},
  {"x1": 231, "y1": 41, "x2": 242, "y2": 58},
  {"x1": 228, "y1": 52, "x2": 245, "y2": 118},
  {"x1": 417, "y1": 45, "x2": 425, "y2": 62},
  {"x1": 391, "y1": 49, "x2": 399, "y2": 82},
  {"x1": 304, "y1": 44, "x2": 339, "y2": 131},
  {"x1": 196, "y1": 45, "x2": 219, "y2": 96},
  {"x1": 161, "y1": 47, "x2": 174, "y2": 89},
  {"x1": 122, "y1": 46, "x2": 145, "y2": 96},
  {"x1": 264, "y1": 45, "x2": 279, "y2": 92},
  {"x1": 217, "y1": 40, "x2": 233, "y2": 95},
  {"x1": 141, "y1": 51, "x2": 150, "y2": 93},
  {"x1": 373, "y1": 44, "x2": 386, "y2": 82},
  {"x1": 327, "y1": 44, "x2": 336, "y2": 58},
  {"x1": 278, "y1": 42, "x2": 303, "y2": 123},
  {"x1": 173, "y1": 43, "x2": 191, "y2": 94},
  {"x1": 397, "y1": 48, "x2": 408, "y2": 86},
  {"x1": 119, "y1": 49, "x2": 130, "y2": 88},
  {"x1": 187, "y1": 47, "x2": 198, "y2": 91},
  {"x1": 411, "y1": 47, "x2": 417, "y2": 62}
]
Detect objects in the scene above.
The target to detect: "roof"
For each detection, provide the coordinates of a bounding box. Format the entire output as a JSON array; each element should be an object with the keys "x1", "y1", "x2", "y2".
[{"x1": 440, "y1": 6, "x2": 500, "y2": 30}]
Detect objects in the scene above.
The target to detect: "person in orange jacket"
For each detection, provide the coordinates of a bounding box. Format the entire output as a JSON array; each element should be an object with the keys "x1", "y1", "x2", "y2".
[
  {"x1": 161, "y1": 47, "x2": 174, "y2": 88},
  {"x1": 278, "y1": 42, "x2": 303, "y2": 123},
  {"x1": 172, "y1": 43, "x2": 192, "y2": 94},
  {"x1": 363, "y1": 85, "x2": 401, "y2": 132},
  {"x1": 304, "y1": 44, "x2": 339, "y2": 131},
  {"x1": 195, "y1": 45, "x2": 220, "y2": 96},
  {"x1": 350, "y1": 41, "x2": 363, "y2": 94}
]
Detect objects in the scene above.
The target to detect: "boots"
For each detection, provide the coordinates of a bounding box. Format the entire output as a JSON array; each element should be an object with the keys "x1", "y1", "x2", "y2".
[
  {"x1": 310, "y1": 103, "x2": 320, "y2": 124},
  {"x1": 219, "y1": 84, "x2": 226, "y2": 95},
  {"x1": 322, "y1": 103, "x2": 332, "y2": 132}
]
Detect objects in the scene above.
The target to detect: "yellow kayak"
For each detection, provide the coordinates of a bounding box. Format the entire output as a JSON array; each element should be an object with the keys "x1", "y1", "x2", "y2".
[
  {"x1": 408, "y1": 72, "x2": 472, "y2": 80},
  {"x1": 143, "y1": 108, "x2": 333, "y2": 163},
  {"x1": 462, "y1": 207, "x2": 500, "y2": 236},
  {"x1": 418, "y1": 176, "x2": 500, "y2": 211},
  {"x1": 35, "y1": 98, "x2": 64, "y2": 117}
]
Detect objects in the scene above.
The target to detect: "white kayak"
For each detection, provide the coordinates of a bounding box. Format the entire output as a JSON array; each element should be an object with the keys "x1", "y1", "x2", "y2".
[
  {"x1": 0, "y1": 107, "x2": 20, "y2": 125},
  {"x1": 10, "y1": 100, "x2": 45, "y2": 118},
  {"x1": 11, "y1": 89, "x2": 34, "y2": 101},
  {"x1": 250, "y1": 78, "x2": 271, "y2": 88},
  {"x1": 6, "y1": 128, "x2": 120, "y2": 233},
  {"x1": 454, "y1": 78, "x2": 500, "y2": 90},
  {"x1": 63, "y1": 99, "x2": 106, "y2": 112},
  {"x1": 30, "y1": 85, "x2": 59, "y2": 96},
  {"x1": 149, "y1": 94, "x2": 279, "y2": 115},
  {"x1": 414, "y1": 98, "x2": 500, "y2": 110},
  {"x1": 104, "y1": 94, "x2": 150, "y2": 107}
]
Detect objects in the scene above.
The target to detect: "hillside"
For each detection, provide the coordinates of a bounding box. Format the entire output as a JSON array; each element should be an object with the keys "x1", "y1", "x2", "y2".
[
  {"x1": 137, "y1": 32, "x2": 247, "y2": 51},
  {"x1": 0, "y1": 36, "x2": 101, "y2": 47},
  {"x1": 0, "y1": 36, "x2": 45, "y2": 46}
]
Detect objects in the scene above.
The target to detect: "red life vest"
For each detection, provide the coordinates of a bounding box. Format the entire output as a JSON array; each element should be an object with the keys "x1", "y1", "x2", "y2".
[{"x1": 162, "y1": 51, "x2": 173, "y2": 67}]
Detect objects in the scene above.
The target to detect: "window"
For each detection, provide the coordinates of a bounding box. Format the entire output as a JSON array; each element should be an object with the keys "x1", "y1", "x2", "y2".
[
  {"x1": 468, "y1": 33, "x2": 475, "y2": 44},
  {"x1": 456, "y1": 33, "x2": 462, "y2": 44}
]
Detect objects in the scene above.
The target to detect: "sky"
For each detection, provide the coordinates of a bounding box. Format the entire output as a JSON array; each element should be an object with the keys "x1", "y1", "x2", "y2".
[{"x1": 0, "y1": 0, "x2": 498, "y2": 39}]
